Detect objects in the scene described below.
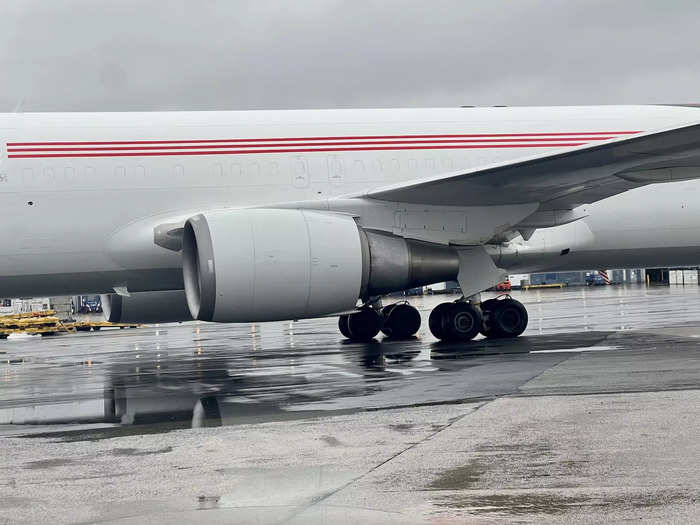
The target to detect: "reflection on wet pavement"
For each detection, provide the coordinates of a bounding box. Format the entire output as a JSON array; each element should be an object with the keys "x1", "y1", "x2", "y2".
[
  {"x1": 3, "y1": 284, "x2": 700, "y2": 525},
  {"x1": 3, "y1": 284, "x2": 700, "y2": 440}
]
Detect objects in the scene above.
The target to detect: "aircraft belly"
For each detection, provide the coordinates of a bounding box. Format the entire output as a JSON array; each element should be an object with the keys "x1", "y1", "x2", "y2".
[
  {"x1": 501, "y1": 246, "x2": 700, "y2": 274},
  {"x1": 0, "y1": 268, "x2": 183, "y2": 297}
]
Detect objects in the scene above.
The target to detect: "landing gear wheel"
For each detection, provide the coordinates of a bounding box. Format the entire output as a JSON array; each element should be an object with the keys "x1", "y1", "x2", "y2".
[
  {"x1": 428, "y1": 302, "x2": 453, "y2": 341},
  {"x1": 340, "y1": 308, "x2": 382, "y2": 342},
  {"x1": 338, "y1": 315, "x2": 351, "y2": 339},
  {"x1": 445, "y1": 302, "x2": 482, "y2": 341},
  {"x1": 479, "y1": 298, "x2": 499, "y2": 337},
  {"x1": 429, "y1": 301, "x2": 482, "y2": 342},
  {"x1": 380, "y1": 303, "x2": 421, "y2": 338},
  {"x1": 482, "y1": 298, "x2": 528, "y2": 338}
]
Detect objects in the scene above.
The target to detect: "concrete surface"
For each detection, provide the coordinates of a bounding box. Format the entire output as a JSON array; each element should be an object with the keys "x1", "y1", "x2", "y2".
[{"x1": 1, "y1": 284, "x2": 700, "y2": 523}]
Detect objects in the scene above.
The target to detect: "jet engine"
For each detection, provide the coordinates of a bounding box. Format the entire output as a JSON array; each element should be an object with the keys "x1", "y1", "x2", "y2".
[
  {"x1": 101, "y1": 290, "x2": 192, "y2": 324},
  {"x1": 182, "y1": 209, "x2": 459, "y2": 322}
]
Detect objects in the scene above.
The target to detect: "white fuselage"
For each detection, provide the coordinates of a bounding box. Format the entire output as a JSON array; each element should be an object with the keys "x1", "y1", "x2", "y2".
[
  {"x1": 1, "y1": 105, "x2": 700, "y2": 297},
  {"x1": 494, "y1": 178, "x2": 700, "y2": 273}
]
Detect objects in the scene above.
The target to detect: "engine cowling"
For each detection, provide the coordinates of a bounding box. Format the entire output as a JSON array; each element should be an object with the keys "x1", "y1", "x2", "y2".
[
  {"x1": 101, "y1": 290, "x2": 192, "y2": 324},
  {"x1": 182, "y1": 209, "x2": 459, "y2": 323}
]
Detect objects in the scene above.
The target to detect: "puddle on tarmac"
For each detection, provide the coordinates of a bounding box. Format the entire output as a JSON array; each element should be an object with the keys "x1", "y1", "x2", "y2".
[
  {"x1": 319, "y1": 435, "x2": 343, "y2": 447},
  {"x1": 433, "y1": 492, "x2": 596, "y2": 514},
  {"x1": 4, "y1": 323, "x2": 692, "y2": 443},
  {"x1": 531, "y1": 345, "x2": 620, "y2": 354},
  {"x1": 430, "y1": 489, "x2": 696, "y2": 516},
  {"x1": 110, "y1": 446, "x2": 173, "y2": 456},
  {"x1": 23, "y1": 458, "x2": 75, "y2": 469},
  {"x1": 387, "y1": 423, "x2": 416, "y2": 432},
  {"x1": 429, "y1": 460, "x2": 485, "y2": 489}
]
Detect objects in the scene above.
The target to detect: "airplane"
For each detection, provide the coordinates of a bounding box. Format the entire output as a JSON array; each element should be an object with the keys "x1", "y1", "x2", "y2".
[{"x1": 2, "y1": 104, "x2": 700, "y2": 343}]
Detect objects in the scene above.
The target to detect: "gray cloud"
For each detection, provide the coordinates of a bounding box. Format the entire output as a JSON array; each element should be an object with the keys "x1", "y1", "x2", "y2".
[{"x1": 1, "y1": 0, "x2": 699, "y2": 111}]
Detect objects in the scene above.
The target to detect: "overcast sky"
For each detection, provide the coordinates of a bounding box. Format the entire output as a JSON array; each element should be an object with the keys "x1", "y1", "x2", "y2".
[{"x1": 1, "y1": 0, "x2": 699, "y2": 112}]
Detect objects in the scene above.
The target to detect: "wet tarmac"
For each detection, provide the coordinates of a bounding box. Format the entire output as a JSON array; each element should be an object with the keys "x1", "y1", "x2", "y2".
[{"x1": 2, "y1": 284, "x2": 700, "y2": 523}]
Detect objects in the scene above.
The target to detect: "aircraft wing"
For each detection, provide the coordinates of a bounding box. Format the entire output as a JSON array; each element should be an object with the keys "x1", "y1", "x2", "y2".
[{"x1": 361, "y1": 120, "x2": 700, "y2": 211}]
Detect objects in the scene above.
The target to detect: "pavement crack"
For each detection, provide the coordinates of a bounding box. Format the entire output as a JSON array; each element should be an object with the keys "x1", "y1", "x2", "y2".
[
  {"x1": 275, "y1": 400, "x2": 493, "y2": 524},
  {"x1": 275, "y1": 352, "x2": 584, "y2": 523},
  {"x1": 505, "y1": 351, "x2": 579, "y2": 396}
]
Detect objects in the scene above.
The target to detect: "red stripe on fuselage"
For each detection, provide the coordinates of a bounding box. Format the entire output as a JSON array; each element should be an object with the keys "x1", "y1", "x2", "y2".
[
  {"x1": 6, "y1": 131, "x2": 640, "y2": 147},
  {"x1": 7, "y1": 143, "x2": 588, "y2": 158},
  {"x1": 7, "y1": 137, "x2": 618, "y2": 153}
]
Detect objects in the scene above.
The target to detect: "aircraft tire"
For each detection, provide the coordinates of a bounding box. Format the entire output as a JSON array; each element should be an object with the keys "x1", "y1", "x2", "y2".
[
  {"x1": 479, "y1": 298, "x2": 500, "y2": 337},
  {"x1": 345, "y1": 308, "x2": 382, "y2": 342},
  {"x1": 338, "y1": 314, "x2": 351, "y2": 339},
  {"x1": 380, "y1": 303, "x2": 421, "y2": 338},
  {"x1": 489, "y1": 298, "x2": 528, "y2": 338},
  {"x1": 429, "y1": 302, "x2": 453, "y2": 340},
  {"x1": 444, "y1": 302, "x2": 482, "y2": 342}
]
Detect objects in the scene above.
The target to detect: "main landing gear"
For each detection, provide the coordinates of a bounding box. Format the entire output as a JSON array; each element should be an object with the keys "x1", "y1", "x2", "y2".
[
  {"x1": 338, "y1": 302, "x2": 421, "y2": 342},
  {"x1": 430, "y1": 296, "x2": 528, "y2": 342},
  {"x1": 338, "y1": 296, "x2": 528, "y2": 343}
]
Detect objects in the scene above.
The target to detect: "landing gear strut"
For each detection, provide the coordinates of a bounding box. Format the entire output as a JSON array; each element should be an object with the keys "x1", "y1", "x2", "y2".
[{"x1": 339, "y1": 302, "x2": 421, "y2": 342}]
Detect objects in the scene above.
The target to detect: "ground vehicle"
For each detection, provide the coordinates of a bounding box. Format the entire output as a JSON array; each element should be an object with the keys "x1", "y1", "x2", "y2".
[
  {"x1": 78, "y1": 296, "x2": 103, "y2": 314},
  {"x1": 585, "y1": 274, "x2": 608, "y2": 286},
  {"x1": 494, "y1": 280, "x2": 512, "y2": 291}
]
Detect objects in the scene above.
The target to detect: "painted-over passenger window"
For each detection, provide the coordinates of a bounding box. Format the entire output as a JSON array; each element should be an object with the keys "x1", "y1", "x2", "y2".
[
  {"x1": 327, "y1": 155, "x2": 343, "y2": 183},
  {"x1": 292, "y1": 156, "x2": 309, "y2": 188}
]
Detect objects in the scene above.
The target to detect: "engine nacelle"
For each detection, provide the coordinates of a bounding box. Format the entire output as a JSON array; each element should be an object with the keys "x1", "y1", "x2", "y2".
[
  {"x1": 101, "y1": 290, "x2": 192, "y2": 324},
  {"x1": 359, "y1": 229, "x2": 459, "y2": 297},
  {"x1": 183, "y1": 209, "x2": 459, "y2": 323}
]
